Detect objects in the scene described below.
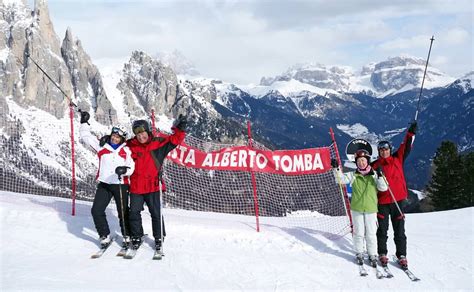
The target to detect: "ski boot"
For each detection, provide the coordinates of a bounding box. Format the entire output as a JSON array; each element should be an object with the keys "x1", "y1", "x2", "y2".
[
  {"x1": 99, "y1": 235, "x2": 112, "y2": 248},
  {"x1": 379, "y1": 254, "x2": 389, "y2": 267},
  {"x1": 130, "y1": 236, "x2": 142, "y2": 250},
  {"x1": 122, "y1": 236, "x2": 131, "y2": 249},
  {"x1": 368, "y1": 255, "x2": 377, "y2": 268},
  {"x1": 155, "y1": 239, "x2": 162, "y2": 252},
  {"x1": 397, "y1": 255, "x2": 408, "y2": 269},
  {"x1": 355, "y1": 253, "x2": 364, "y2": 265}
]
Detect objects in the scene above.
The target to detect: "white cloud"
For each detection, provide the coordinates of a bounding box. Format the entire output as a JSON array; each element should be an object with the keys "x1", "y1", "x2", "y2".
[
  {"x1": 441, "y1": 28, "x2": 470, "y2": 44},
  {"x1": 376, "y1": 36, "x2": 432, "y2": 51},
  {"x1": 44, "y1": 0, "x2": 473, "y2": 84}
]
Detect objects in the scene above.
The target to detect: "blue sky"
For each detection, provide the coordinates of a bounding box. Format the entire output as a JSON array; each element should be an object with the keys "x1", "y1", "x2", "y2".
[{"x1": 36, "y1": 0, "x2": 473, "y2": 84}]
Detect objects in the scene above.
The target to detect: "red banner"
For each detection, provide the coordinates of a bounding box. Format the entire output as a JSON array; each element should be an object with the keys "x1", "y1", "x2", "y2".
[{"x1": 167, "y1": 143, "x2": 332, "y2": 175}]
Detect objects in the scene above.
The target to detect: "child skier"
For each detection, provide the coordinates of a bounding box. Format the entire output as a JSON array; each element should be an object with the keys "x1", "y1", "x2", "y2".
[{"x1": 332, "y1": 149, "x2": 387, "y2": 266}]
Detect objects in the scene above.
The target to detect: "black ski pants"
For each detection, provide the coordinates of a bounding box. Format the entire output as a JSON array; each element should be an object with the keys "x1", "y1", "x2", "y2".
[
  {"x1": 376, "y1": 200, "x2": 407, "y2": 258},
  {"x1": 129, "y1": 191, "x2": 166, "y2": 243},
  {"x1": 91, "y1": 182, "x2": 130, "y2": 238}
]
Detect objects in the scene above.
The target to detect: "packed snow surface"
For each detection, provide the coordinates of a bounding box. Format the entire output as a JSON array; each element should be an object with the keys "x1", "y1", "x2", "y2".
[{"x1": 0, "y1": 191, "x2": 472, "y2": 291}]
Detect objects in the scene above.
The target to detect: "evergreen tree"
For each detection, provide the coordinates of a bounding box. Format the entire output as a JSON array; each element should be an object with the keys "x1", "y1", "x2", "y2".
[
  {"x1": 460, "y1": 152, "x2": 474, "y2": 207},
  {"x1": 426, "y1": 141, "x2": 463, "y2": 210}
]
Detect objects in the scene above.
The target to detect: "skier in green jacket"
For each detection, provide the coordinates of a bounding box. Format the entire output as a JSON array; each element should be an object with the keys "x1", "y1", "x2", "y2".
[{"x1": 333, "y1": 149, "x2": 387, "y2": 265}]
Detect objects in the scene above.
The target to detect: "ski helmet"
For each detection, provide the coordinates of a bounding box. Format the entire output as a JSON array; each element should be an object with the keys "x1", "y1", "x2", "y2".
[
  {"x1": 354, "y1": 149, "x2": 371, "y2": 163},
  {"x1": 110, "y1": 125, "x2": 128, "y2": 140},
  {"x1": 132, "y1": 119, "x2": 151, "y2": 135},
  {"x1": 377, "y1": 140, "x2": 392, "y2": 153}
]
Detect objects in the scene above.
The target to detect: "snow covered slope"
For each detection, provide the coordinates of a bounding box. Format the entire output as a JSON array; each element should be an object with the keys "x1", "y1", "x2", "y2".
[{"x1": 1, "y1": 191, "x2": 472, "y2": 291}]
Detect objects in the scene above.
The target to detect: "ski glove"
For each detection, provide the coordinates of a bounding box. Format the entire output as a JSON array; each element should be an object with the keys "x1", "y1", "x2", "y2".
[
  {"x1": 115, "y1": 166, "x2": 130, "y2": 177},
  {"x1": 99, "y1": 135, "x2": 110, "y2": 147},
  {"x1": 173, "y1": 114, "x2": 187, "y2": 131},
  {"x1": 80, "y1": 110, "x2": 90, "y2": 124},
  {"x1": 408, "y1": 122, "x2": 417, "y2": 134},
  {"x1": 376, "y1": 167, "x2": 383, "y2": 177},
  {"x1": 330, "y1": 158, "x2": 338, "y2": 168}
]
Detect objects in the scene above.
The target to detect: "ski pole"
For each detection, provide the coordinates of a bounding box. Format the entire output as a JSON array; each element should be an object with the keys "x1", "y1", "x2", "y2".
[
  {"x1": 158, "y1": 178, "x2": 164, "y2": 253},
  {"x1": 414, "y1": 36, "x2": 435, "y2": 122},
  {"x1": 332, "y1": 167, "x2": 352, "y2": 233},
  {"x1": 117, "y1": 174, "x2": 128, "y2": 241},
  {"x1": 378, "y1": 169, "x2": 405, "y2": 220},
  {"x1": 18, "y1": 54, "x2": 77, "y2": 107}
]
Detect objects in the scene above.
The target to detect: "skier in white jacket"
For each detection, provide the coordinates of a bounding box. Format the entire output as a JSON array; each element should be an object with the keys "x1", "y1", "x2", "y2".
[{"x1": 79, "y1": 111, "x2": 135, "y2": 248}]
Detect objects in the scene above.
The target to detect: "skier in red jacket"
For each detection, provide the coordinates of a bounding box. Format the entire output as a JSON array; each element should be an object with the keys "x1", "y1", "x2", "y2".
[
  {"x1": 372, "y1": 122, "x2": 416, "y2": 268},
  {"x1": 126, "y1": 116, "x2": 186, "y2": 252}
]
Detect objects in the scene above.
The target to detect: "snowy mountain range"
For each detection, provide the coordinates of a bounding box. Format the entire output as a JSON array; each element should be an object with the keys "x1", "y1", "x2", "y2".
[{"x1": 1, "y1": 0, "x2": 472, "y2": 202}]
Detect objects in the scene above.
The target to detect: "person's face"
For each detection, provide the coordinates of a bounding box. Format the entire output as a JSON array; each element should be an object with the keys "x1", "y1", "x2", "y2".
[
  {"x1": 110, "y1": 133, "x2": 122, "y2": 144},
  {"x1": 136, "y1": 131, "x2": 149, "y2": 144},
  {"x1": 356, "y1": 157, "x2": 368, "y2": 169},
  {"x1": 378, "y1": 148, "x2": 391, "y2": 159}
]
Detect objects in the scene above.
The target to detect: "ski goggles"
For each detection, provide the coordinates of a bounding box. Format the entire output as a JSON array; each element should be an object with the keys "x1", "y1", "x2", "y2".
[
  {"x1": 377, "y1": 141, "x2": 391, "y2": 150},
  {"x1": 111, "y1": 127, "x2": 126, "y2": 137},
  {"x1": 355, "y1": 149, "x2": 370, "y2": 157},
  {"x1": 132, "y1": 125, "x2": 147, "y2": 135}
]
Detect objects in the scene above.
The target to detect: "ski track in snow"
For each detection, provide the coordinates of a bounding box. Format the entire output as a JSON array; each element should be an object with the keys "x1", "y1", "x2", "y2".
[{"x1": 0, "y1": 191, "x2": 472, "y2": 291}]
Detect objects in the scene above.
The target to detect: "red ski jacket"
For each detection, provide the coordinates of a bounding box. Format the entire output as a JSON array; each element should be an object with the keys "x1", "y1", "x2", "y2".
[
  {"x1": 127, "y1": 128, "x2": 185, "y2": 195},
  {"x1": 371, "y1": 131, "x2": 415, "y2": 204}
]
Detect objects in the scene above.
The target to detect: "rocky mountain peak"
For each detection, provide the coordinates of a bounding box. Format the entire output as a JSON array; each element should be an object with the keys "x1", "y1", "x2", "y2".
[
  {"x1": 154, "y1": 49, "x2": 200, "y2": 76},
  {"x1": 118, "y1": 50, "x2": 178, "y2": 117},
  {"x1": 260, "y1": 62, "x2": 354, "y2": 92},
  {"x1": 33, "y1": 0, "x2": 60, "y2": 53},
  {"x1": 369, "y1": 55, "x2": 454, "y2": 92},
  {"x1": 61, "y1": 27, "x2": 116, "y2": 125}
]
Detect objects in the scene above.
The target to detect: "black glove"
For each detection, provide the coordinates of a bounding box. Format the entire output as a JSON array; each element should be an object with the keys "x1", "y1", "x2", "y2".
[
  {"x1": 99, "y1": 135, "x2": 110, "y2": 147},
  {"x1": 330, "y1": 158, "x2": 339, "y2": 168},
  {"x1": 115, "y1": 166, "x2": 130, "y2": 177},
  {"x1": 408, "y1": 122, "x2": 417, "y2": 134},
  {"x1": 79, "y1": 110, "x2": 90, "y2": 124},
  {"x1": 376, "y1": 167, "x2": 383, "y2": 177},
  {"x1": 173, "y1": 114, "x2": 187, "y2": 131}
]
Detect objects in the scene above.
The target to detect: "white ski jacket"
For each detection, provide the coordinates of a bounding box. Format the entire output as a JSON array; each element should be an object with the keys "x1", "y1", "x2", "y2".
[{"x1": 79, "y1": 124, "x2": 135, "y2": 185}]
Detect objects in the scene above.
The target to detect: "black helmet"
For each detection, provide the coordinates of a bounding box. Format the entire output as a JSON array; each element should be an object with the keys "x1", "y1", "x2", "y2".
[
  {"x1": 377, "y1": 140, "x2": 392, "y2": 153},
  {"x1": 132, "y1": 120, "x2": 150, "y2": 135},
  {"x1": 354, "y1": 149, "x2": 371, "y2": 163}
]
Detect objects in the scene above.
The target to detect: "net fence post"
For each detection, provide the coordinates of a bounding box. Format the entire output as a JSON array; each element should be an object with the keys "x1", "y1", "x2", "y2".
[
  {"x1": 247, "y1": 121, "x2": 260, "y2": 232},
  {"x1": 151, "y1": 109, "x2": 157, "y2": 136},
  {"x1": 69, "y1": 102, "x2": 76, "y2": 216},
  {"x1": 329, "y1": 127, "x2": 352, "y2": 233}
]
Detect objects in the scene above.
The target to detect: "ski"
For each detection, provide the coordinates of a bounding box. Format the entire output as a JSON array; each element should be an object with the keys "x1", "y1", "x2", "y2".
[
  {"x1": 372, "y1": 263, "x2": 384, "y2": 279},
  {"x1": 391, "y1": 255, "x2": 420, "y2": 281},
  {"x1": 382, "y1": 266, "x2": 394, "y2": 278},
  {"x1": 123, "y1": 234, "x2": 147, "y2": 259},
  {"x1": 123, "y1": 247, "x2": 138, "y2": 259},
  {"x1": 90, "y1": 237, "x2": 115, "y2": 259},
  {"x1": 152, "y1": 249, "x2": 164, "y2": 260},
  {"x1": 116, "y1": 247, "x2": 128, "y2": 257},
  {"x1": 401, "y1": 268, "x2": 420, "y2": 281},
  {"x1": 358, "y1": 265, "x2": 368, "y2": 276}
]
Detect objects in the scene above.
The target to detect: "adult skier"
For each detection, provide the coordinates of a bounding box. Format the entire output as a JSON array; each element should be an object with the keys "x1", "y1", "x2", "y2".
[
  {"x1": 79, "y1": 111, "x2": 135, "y2": 248},
  {"x1": 372, "y1": 122, "x2": 417, "y2": 268},
  {"x1": 126, "y1": 116, "x2": 187, "y2": 253}
]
